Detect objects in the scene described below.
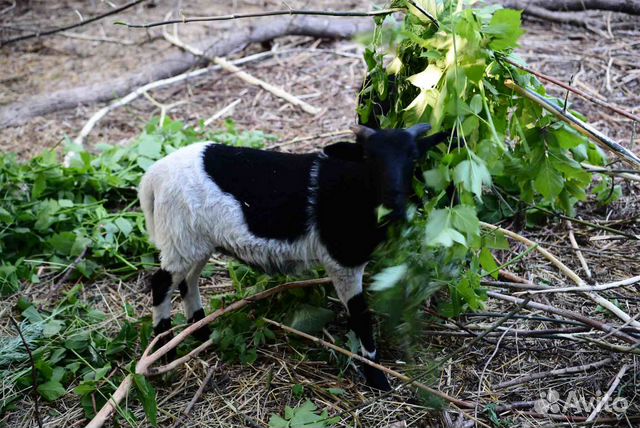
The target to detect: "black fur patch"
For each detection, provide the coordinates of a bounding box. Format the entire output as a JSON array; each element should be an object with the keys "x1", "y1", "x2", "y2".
[
  {"x1": 202, "y1": 144, "x2": 316, "y2": 241},
  {"x1": 150, "y1": 269, "x2": 173, "y2": 306},
  {"x1": 153, "y1": 317, "x2": 172, "y2": 335},
  {"x1": 152, "y1": 318, "x2": 176, "y2": 361},
  {"x1": 346, "y1": 293, "x2": 376, "y2": 353},
  {"x1": 316, "y1": 157, "x2": 384, "y2": 267},
  {"x1": 188, "y1": 308, "x2": 211, "y2": 342},
  {"x1": 178, "y1": 280, "x2": 188, "y2": 298}
]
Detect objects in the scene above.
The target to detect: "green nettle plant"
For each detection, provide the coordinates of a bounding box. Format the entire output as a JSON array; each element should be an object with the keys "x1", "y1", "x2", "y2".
[
  {"x1": 0, "y1": 119, "x2": 273, "y2": 295},
  {"x1": 360, "y1": 0, "x2": 612, "y2": 337}
]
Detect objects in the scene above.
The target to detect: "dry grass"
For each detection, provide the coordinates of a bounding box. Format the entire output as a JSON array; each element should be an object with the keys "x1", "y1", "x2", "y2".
[{"x1": 1, "y1": 1, "x2": 640, "y2": 427}]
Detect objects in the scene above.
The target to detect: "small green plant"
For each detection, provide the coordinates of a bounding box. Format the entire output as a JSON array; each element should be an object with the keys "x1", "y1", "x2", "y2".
[
  {"x1": 0, "y1": 118, "x2": 274, "y2": 295},
  {"x1": 269, "y1": 400, "x2": 340, "y2": 428}
]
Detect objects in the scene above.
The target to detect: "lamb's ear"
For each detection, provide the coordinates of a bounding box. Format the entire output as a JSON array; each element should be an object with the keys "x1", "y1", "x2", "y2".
[
  {"x1": 417, "y1": 132, "x2": 449, "y2": 157},
  {"x1": 406, "y1": 123, "x2": 432, "y2": 138},
  {"x1": 352, "y1": 125, "x2": 377, "y2": 144},
  {"x1": 323, "y1": 142, "x2": 364, "y2": 161}
]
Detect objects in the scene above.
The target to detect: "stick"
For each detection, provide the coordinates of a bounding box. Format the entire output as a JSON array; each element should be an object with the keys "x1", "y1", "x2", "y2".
[
  {"x1": 586, "y1": 364, "x2": 629, "y2": 422},
  {"x1": 504, "y1": 58, "x2": 640, "y2": 124},
  {"x1": 566, "y1": 220, "x2": 592, "y2": 279},
  {"x1": 169, "y1": 365, "x2": 216, "y2": 428},
  {"x1": 202, "y1": 99, "x2": 242, "y2": 128},
  {"x1": 480, "y1": 222, "x2": 640, "y2": 330},
  {"x1": 486, "y1": 291, "x2": 636, "y2": 344},
  {"x1": 86, "y1": 278, "x2": 330, "y2": 428},
  {"x1": 262, "y1": 318, "x2": 476, "y2": 410},
  {"x1": 116, "y1": 8, "x2": 405, "y2": 28},
  {"x1": 496, "y1": 357, "x2": 612, "y2": 389},
  {"x1": 162, "y1": 23, "x2": 321, "y2": 115},
  {"x1": 504, "y1": 80, "x2": 640, "y2": 168},
  {"x1": 8, "y1": 316, "x2": 44, "y2": 428},
  {"x1": 520, "y1": 274, "x2": 640, "y2": 295},
  {"x1": 46, "y1": 247, "x2": 88, "y2": 300},
  {"x1": 1, "y1": 0, "x2": 145, "y2": 47},
  {"x1": 73, "y1": 48, "x2": 305, "y2": 147}
]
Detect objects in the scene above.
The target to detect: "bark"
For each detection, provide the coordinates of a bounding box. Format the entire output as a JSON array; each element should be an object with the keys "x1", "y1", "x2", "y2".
[
  {"x1": 505, "y1": 0, "x2": 640, "y2": 15},
  {"x1": 0, "y1": 16, "x2": 372, "y2": 128}
]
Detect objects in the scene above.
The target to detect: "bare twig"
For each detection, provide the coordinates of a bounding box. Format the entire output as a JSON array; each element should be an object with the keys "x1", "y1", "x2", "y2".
[
  {"x1": 503, "y1": 58, "x2": 640, "y2": 124},
  {"x1": 116, "y1": 8, "x2": 404, "y2": 28},
  {"x1": 481, "y1": 222, "x2": 640, "y2": 330},
  {"x1": 496, "y1": 357, "x2": 613, "y2": 389},
  {"x1": 8, "y1": 316, "x2": 44, "y2": 428},
  {"x1": 72, "y1": 48, "x2": 307, "y2": 148},
  {"x1": 169, "y1": 364, "x2": 217, "y2": 428},
  {"x1": 521, "y1": 274, "x2": 640, "y2": 295},
  {"x1": 586, "y1": 364, "x2": 629, "y2": 422},
  {"x1": 487, "y1": 291, "x2": 636, "y2": 344},
  {"x1": 162, "y1": 23, "x2": 321, "y2": 115},
  {"x1": 47, "y1": 247, "x2": 88, "y2": 300},
  {"x1": 1, "y1": 0, "x2": 145, "y2": 47},
  {"x1": 566, "y1": 220, "x2": 592, "y2": 279}
]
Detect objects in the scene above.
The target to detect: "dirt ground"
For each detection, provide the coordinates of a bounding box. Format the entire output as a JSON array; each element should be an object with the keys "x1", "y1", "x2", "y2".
[{"x1": 1, "y1": 1, "x2": 640, "y2": 427}]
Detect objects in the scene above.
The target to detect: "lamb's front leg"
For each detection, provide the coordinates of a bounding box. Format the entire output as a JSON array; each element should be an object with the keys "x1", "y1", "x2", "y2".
[{"x1": 326, "y1": 264, "x2": 391, "y2": 391}]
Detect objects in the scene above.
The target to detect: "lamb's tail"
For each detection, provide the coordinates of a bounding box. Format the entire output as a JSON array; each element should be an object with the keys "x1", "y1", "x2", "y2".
[{"x1": 138, "y1": 174, "x2": 157, "y2": 244}]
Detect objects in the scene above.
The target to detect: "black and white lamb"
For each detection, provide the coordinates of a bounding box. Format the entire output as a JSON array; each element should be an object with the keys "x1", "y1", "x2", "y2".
[{"x1": 138, "y1": 124, "x2": 444, "y2": 390}]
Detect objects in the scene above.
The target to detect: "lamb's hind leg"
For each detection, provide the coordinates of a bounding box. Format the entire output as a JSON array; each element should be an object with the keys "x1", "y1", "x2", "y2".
[
  {"x1": 178, "y1": 258, "x2": 211, "y2": 342},
  {"x1": 150, "y1": 268, "x2": 187, "y2": 360},
  {"x1": 326, "y1": 264, "x2": 391, "y2": 391}
]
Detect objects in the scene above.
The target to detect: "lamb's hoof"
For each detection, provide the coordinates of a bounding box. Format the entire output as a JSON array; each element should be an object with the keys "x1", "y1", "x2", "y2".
[{"x1": 363, "y1": 365, "x2": 392, "y2": 391}]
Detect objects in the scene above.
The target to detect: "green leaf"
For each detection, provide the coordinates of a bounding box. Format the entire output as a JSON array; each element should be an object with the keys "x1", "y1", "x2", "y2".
[
  {"x1": 133, "y1": 374, "x2": 158, "y2": 427},
  {"x1": 485, "y1": 9, "x2": 524, "y2": 51},
  {"x1": 534, "y1": 159, "x2": 564, "y2": 200},
  {"x1": 32, "y1": 174, "x2": 46, "y2": 199},
  {"x1": 470, "y1": 93, "x2": 483, "y2": 114},
  {"x1": 37, "y1": 380, "x2": 66, "y2": 401},
  {"x1": 424, "y1": 165, "x2": 451, "y2": 192},
  {"x1": 136, "y1": 134, "x2": 163, "y2": 159},
  {"x1": 114, "y1": 217, "x2": 133, "y2": 236},
  {"x1": 407, "y1": 64, "x2": 443, "y2": 90},
  {"x1": 370, "y1": 264, "x2": 407, "y2": 291},
  {"x1": 453, "y1": 157, "x2": 492, "y2": 200},
  {"x1": 479, "y1": 247, "x2": 499, "y2": 278},
  {"x1": 425, "y1": 209, "x2": 467, "y2": 248},
  {"x1": 47, "y1": 232, "x2": 77, "y2": 256},
  {"x1": 451, "y1": 205, "x2": 480, "y2": 238},
  {"x1": 268, "y1": 415, "x2": 289, "y2": 428},
  {"x1": 288, "y1": 305, "x2": 334, "y2": 334}
]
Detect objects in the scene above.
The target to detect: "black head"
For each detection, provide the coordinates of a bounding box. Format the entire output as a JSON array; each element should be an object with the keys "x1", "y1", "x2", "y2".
[{"x1": 324, "y1": 124, "x2": 435, "y2": 223}]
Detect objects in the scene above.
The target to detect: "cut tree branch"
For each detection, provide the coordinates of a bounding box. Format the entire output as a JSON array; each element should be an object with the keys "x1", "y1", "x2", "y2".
[
  {"x1": 504, "y1": 79, "x2": 640, "y2": 168},
  {"x1": 116, "y1": 8, "x2": 405, "y2": 28},
  {"x1": 0, "y1": 0, "x2": 145, "y2": 47},
  {"x1": 0, "y1": 16, "x2": 373, "y2": 128}
]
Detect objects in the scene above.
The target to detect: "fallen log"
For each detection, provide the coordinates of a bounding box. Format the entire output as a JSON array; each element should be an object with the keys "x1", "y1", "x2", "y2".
[
  {"x1": 0, "y1": 16, "x2": 372, "y2": 129},
  {"x1": 506, "y1": 0, "x2": 640, "y2": 15}
]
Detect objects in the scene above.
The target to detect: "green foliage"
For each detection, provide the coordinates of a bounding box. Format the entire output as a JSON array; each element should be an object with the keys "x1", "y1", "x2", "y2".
[
  {"x1": 360, "y1": 0, "x2": 613, "y2": 339},
  {"x1": 269, "y1": 400, "x2": 340, "y2": 428},
  {"x1": 0, "y1": 118, "x2": 273, "y2": 295},
  {"x1": 0, "y1": 118, "x2": 274, "y2": 421}
]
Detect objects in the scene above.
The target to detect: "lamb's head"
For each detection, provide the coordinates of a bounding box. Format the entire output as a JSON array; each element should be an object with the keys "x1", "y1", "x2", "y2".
[{"x1": 323, "y1": 124, "x2": 436, "y2": 222}]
